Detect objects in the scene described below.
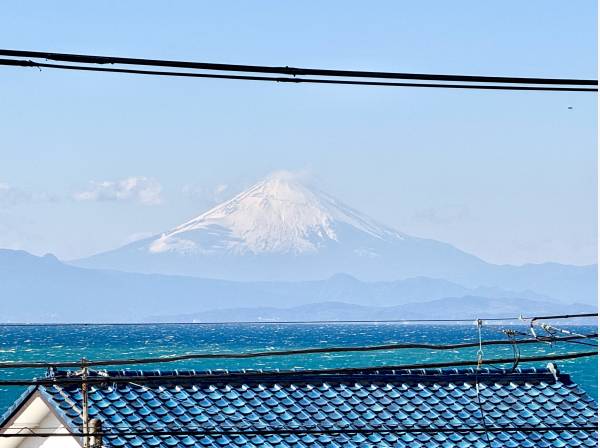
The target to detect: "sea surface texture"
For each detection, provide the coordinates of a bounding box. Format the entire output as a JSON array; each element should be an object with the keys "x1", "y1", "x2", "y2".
[{"x1": 0, "y1": 324, "x2": 597, "y2": 415}]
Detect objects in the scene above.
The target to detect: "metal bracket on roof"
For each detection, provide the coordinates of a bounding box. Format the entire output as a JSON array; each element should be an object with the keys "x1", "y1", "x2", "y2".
[
  {"x1": 475, "y1": 319, "x2": 484, "y2": 370},
  {"x1": 546, "y1": 362, "x2": 559, "y2": 381},
  {"x1": 81, "y1": 358, "x2": 90, "y2": 448}
]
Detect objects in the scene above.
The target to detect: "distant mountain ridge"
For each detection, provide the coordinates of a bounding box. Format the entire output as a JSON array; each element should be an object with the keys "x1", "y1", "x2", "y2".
[
  {"x1": 1, "y1": 249, "x2": 593, "y2": 323},
  {"x1": 146, "y1": 298, "x2": 596, "y2": 324},
  {"x1": 73, "y1": 172, "x2": 597, "y2": 304}
]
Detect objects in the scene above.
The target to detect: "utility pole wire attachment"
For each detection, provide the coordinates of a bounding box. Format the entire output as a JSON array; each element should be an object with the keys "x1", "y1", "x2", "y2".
[
  {"x1": 474, "y1": 319, "x2": 493, "y2": 447},
  {"x1": 80, "y1": 358, "x2": 89, "y2": 448}
]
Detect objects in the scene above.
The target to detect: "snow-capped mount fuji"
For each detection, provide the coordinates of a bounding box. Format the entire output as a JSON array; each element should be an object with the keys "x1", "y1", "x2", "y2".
[
  {"x1": 74, "y1": 172, "x2": 596, "y2": 304},
  {"x1": 149, "y1": 172, "x2": 406, "y2": 256},
  {"x1": 76, "y1": 172, "x2": 484, "y2": 280}
]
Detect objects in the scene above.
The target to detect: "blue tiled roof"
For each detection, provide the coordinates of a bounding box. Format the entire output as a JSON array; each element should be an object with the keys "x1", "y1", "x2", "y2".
[{"x1": 6, "y1": 366, "x2": 599, "y2": 447}]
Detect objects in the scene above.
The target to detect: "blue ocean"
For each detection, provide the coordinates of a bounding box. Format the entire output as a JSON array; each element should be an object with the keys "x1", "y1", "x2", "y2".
[{"x1": 0, "y1": 324, "x2": 597, "y2": 415}]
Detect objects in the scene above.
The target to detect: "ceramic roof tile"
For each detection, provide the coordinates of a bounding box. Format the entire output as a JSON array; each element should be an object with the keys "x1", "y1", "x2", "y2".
[{"x1": 2, "y1": 366, "x2": 597, "y2": 447}]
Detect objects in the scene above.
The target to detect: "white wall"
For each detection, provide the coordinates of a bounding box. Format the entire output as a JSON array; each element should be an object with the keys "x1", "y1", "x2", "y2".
[{"x1": 0, "y1": 396, "x2": 81, "y2": 448}]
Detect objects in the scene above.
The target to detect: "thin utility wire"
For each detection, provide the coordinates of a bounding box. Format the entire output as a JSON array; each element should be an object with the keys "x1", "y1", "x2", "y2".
[
  {"x1": 0, "y1": 59, "x2": 596, "y2": 92},
  {"x1": 2, "y1": 313, "x2": 595, "y2": 327},
  {"x1": 2, "y1": 312, "x2": 595, "y2": 327},
  {"x1": 5, "y1": 423, "x2": 597, "y2": 433},
  {"x1": 0, "y1": 49, "x2": 596, "y2": 85},
  {"x1": 474, "y1": 320, "x2": 493, "y2": 447},
  {"x1": 507, "y1": 331, "x2": 522, "y2": 371},
  {"x1": 0, "y1": 333, "x2": 595, "y2": 370},
  {"x1": 0, "y1": 350, "x2": 595, "y2": 387},
  {"x1": 529, "y1": 313, "x2": 598, "y2": 340},
  {"x1": 556, "y1": 339, "x2": 599, "y2": 348},
  {"x1": 0, "y1": 318, "x2": 530, "y2": 326},
  {"x1": 1, "y1": 425, "x2": 598, "y2": 438},
  {"x1": 531, "y1": 313, "x2": 598, "y2": 322}
]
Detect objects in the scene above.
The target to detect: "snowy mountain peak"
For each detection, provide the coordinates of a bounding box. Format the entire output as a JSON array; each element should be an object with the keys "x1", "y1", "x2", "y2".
[
  {"x1": 149, "y1": 172, "x2": 404, "y2": 255},
  {"x1": 73, "y1": 174, "x2": 596, "y2": 297}
]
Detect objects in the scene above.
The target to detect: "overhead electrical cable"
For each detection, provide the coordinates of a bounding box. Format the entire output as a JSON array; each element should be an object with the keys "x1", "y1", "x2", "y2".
[
  {"x1": 474, "y1": 319, "x2": 493, "y2": 447},
  {"x1": 0, "y1": 333, "x2": 595, "y2": 370},
  {"x1": 0, "y1": 51, "x2": 596, "y2": 91},
  {"x1": 1, "y1": 425, "x2": 598, "y2": 439},
  {"x1": 1, "y1": 59, "x2": 594, "y2": 92},
  {"x1": 0, "y1": 350, "x2": 595, "y2": 387},
  {"x1": 531, "y1": 313, "x2": 598, "y2": 322},
  {"x1": 528, "y1": 312, "x2": 598, "y2": 339},
  {"x1": 0, "y1": 49, "x2": 596, "y2": 85}
]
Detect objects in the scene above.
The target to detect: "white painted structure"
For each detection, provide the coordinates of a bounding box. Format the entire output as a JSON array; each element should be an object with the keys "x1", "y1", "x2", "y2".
[{"x1": 0, "y1": 392, "x2": 81, "y2": 448}]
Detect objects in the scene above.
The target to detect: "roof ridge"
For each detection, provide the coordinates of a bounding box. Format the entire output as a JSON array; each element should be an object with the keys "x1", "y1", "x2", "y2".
[{"x1": 46, "y1": 365, "x2": 563, "y2": 381}]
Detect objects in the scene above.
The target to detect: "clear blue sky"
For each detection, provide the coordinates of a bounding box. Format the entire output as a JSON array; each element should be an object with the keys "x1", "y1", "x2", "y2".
[{"x1": 0, "y1": 1, "x2": 596, "y2": 265}]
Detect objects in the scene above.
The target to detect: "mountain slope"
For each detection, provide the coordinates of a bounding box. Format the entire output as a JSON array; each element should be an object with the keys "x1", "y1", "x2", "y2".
[
  {"x1": 150, "y1": 172, "x2": 405, "y2": 255},
  {"x1": 73, "y1": 172, "x2": 488, "y2": 280},
  {"x1": 73, "y1": 172, "x2": 596, "y2": 303},
  {"x1": 1, "y1": 249, "x2": 586, "y2": 322}
]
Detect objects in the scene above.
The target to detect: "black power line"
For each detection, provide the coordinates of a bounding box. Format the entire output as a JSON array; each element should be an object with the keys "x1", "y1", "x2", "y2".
[
  {"x1": 0, "y1": 350, "x2": 595, "y2": 387},
  {"x1": 2, "y1": 59, "x2": 595, "y2": 92},
  {"x1": 559, "y1": 339, "x2": 599, "y2": 348},
  {"x1": 0, "y1": 49, "x2": 596, "y2": 86},
  {"x1": 0, "y1": 54, "x2": 598, "y2": 92},
  {"x1": 2, "y1": 426, "x2": 598, "y2": 439},
  {"x1": 531, "y1": 313, "x2": 598, "y2": 322},
  {"x1": 0, "y1": 333, "x2": 595, "y2": 370}
]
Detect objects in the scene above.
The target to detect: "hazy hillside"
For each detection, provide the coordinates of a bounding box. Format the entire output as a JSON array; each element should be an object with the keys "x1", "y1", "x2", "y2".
[
  {"x1": 147, "y1": 298, "x2": 596, "y2": 323},
  {"x1": 1, "y1": 249, "x2": 590, "y2": 323}
]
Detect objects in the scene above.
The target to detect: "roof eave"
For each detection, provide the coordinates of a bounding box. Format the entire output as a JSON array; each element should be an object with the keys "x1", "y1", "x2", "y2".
[
  {"x1": 0, "y1": 385, "x2": 38, "y2": 430},
  {"x1": 0, "y1": 387, "x2": 83, "y2": 447}
]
